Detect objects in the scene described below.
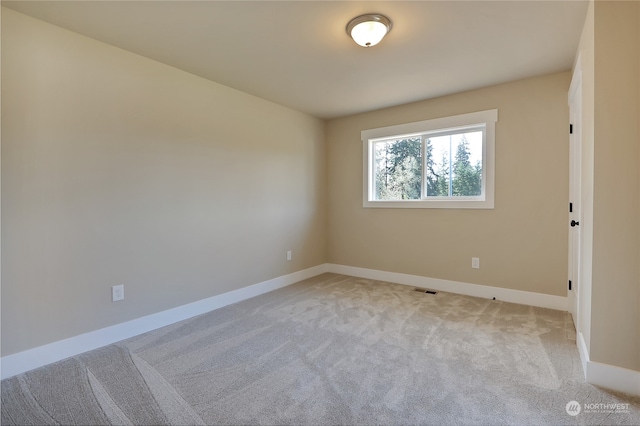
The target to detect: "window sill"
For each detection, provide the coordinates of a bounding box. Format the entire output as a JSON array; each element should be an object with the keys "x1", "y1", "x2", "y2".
[{"x1": 363, "y1": 199, "x2": 494, "y2": 209}]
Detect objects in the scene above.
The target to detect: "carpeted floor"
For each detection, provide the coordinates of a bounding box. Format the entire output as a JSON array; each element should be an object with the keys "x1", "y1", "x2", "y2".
[{"x1": 2, "y1": 273, "x2": 639, "y2": 425}]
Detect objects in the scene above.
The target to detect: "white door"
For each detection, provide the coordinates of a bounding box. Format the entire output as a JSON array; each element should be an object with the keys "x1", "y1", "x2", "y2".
[{"x1": 568, "y1": 71, "x2": 582, "y2": 328}]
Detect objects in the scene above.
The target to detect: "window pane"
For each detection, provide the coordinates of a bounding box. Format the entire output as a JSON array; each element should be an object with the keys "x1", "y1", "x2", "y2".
[
  {"x1": 425, "y1": 130, "x2": 482, "y2": 197},
  {"x1": 373, "y1": 137, "x2": 422, "y2": 200},
  {"x1": 452, "y1": 131, "x2": 482, "y2": 196},
  {"x1": 425, "y1": 135, "x2": 451, "y2": 197}
]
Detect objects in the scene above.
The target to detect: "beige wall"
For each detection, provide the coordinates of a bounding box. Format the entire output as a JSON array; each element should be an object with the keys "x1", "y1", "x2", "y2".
[
  {"x1": 1, "y1": 8, "x2": 326, "y2": 356},
  {"x1": 590, "y1": 0, "x2": 640, "y2": 371},
  {"x1": 327, "y1": 72, "x2": 571, "y2": 297}
]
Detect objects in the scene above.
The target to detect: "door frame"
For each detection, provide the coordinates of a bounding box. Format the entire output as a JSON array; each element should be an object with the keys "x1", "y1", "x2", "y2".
[{"x1": 568, "y1": 62, "x2": 583, "y2": 331}]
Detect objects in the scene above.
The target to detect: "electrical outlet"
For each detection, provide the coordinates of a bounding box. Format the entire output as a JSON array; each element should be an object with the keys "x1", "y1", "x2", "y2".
[
  {"x1": 287, "y1": 250, "x2": 292, "y2": 261},
  {"x1": 472, "y1": 257, "x2": 480, "y2": 269},
  {"x1": 112, "y1": 284, "x2": 124, "y2": 302}
]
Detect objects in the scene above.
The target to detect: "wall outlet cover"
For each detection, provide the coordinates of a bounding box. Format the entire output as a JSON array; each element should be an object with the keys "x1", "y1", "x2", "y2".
[{"x1": 112, "y1": 285, "x2": 124, "y2": 302}]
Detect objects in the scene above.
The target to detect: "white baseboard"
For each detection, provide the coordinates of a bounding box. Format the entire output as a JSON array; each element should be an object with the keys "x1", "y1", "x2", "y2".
[
  {"x1": 576, "y1": 332, "x2": 640, "y2": 397},
  {"x1": 586, "y1": 361, "x2": 640, "y2": 397},
  {"x1": 0, "y1": 264, "x2": 329, "y2": 380},
  {"x1": 577, "y1": 331, "x2": 589, "y2": 375},
  {"x1": 326, "y1": 264, "x2": 568, "y2": 311}
]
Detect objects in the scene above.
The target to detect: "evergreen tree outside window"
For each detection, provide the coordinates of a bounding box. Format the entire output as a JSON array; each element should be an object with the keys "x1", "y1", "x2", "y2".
[
  {"x1": 363, "y1": 110, "x2": 497, "y2": 209},
  {"x1": 373, "y1": 137, "x2": 422, "y2": 200}
]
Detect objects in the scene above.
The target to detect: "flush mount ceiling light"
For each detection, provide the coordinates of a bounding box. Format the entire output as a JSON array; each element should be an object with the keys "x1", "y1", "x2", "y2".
[{"x1": 346, "y1": 14, "x2": 392, "y2": 47}]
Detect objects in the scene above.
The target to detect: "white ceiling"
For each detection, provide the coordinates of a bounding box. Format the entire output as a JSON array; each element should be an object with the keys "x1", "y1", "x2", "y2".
[{"x1": 3, "y1": 1, "x2": 589, "y2": 119}]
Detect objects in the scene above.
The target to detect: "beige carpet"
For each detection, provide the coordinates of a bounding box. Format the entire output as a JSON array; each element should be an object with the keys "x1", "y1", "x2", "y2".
[{"x1": 2, "y1": 273, "x2": 639, "y2": 425}]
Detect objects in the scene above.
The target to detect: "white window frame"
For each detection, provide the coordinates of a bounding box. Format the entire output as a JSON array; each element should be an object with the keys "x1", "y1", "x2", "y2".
[{"x1": 363, "y1": 109, "x2": 497, "y2": 209}]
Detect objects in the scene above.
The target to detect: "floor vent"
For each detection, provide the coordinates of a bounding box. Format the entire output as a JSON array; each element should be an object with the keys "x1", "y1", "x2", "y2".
[{"x1": 413, "y1": 287, "x2": 438, "y2": 295}]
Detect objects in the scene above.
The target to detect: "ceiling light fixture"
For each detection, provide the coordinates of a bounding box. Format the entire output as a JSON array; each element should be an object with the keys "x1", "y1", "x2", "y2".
[{"x1": 346, "y1": 14, "x2": 392, "y2": 48}]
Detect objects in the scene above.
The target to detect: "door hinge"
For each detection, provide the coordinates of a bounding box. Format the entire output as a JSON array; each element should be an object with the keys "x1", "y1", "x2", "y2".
[
  {"x1": 569, "y1": 202, "x2": 573, "y2": 213},
  {"x1": 570, "y1": 124, "x2": 573, "y2": 134},
  {"x1": 569, "y1": 280, "x2": 572, "y2": 291}
]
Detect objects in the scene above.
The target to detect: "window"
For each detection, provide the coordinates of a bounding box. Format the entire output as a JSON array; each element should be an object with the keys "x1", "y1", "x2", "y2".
[{"x1": 363, "y1": 109, "x2": 497, "y2": 209}]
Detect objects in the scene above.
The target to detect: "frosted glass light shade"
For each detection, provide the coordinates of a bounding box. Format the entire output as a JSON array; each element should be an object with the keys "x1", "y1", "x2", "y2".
[{"x1": 346, "y1": 14, "x2": 392, "y2": 47}]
